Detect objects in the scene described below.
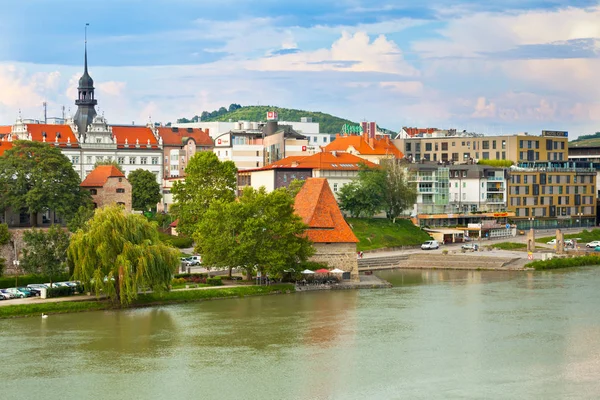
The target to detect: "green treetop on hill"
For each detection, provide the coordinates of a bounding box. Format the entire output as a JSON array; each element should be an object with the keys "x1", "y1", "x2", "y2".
[{"x1": 177, "y1": 104, "x2": 394, "y2": 135}]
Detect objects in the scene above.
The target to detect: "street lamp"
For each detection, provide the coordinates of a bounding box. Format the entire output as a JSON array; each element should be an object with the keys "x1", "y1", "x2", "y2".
[{"x1": 528, "y1": 217, "x2": 535, "y2": 230}]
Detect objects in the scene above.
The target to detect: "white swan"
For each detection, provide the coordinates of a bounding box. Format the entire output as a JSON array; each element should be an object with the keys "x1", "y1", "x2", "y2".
[{"x1": 41, "y1": 313, "x2": 48, "y2": 319}]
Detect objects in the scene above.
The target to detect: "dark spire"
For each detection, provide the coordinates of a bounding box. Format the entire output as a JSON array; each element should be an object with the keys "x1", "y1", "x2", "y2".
[{"x1": 74, "y1": 23, "x2": 97, "y2": 138}]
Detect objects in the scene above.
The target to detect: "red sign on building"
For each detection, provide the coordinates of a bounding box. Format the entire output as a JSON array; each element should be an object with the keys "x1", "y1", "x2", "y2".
[{"x1": 267, "y1": 111, "x2": 278, "y2": 121}]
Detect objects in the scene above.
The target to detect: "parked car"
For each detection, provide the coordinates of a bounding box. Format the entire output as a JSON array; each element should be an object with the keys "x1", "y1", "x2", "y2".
[
  {"x1": 594, "y1": 246, "x2": 600, "y2": 252},
  {"x1": 546, "y1": 239, "x2": 556, "y2": 245},
  {"x1": 5, "y1": 287, "x2": 31, "y2": 298},
  {"x1": 461, "y1": 243, "x2": 479, "y2": 252},
  {"x1": 183, "y1": 255, "x2": 202, "y2": 266},
  {"x1": 421, "y1": 240, "x2": 440, "y2": 250},
  {"x1": 564, "y1": 239, "x2": 574, "y2": 247},
  {"x1": 0, "y1": 289, "x2": 15, "y2": 299},
  {"x1": 586, "y1": 241, "x2": 600, "y2": 248}
]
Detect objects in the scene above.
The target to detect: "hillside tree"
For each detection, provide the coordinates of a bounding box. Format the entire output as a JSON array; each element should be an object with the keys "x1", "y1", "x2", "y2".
[
  {"x1": 0, "y1": 223, "x2": 10, "y2": 276},
  {"x1": 171, "y1": 152, "x2": 237, "y2": 237},
  {"x1": 21, "y1": 225, "x2": 70, "y2": 286},
  {"x1": 69, "y1": 205, "x2": 179, "y2": 305},
  {"x1": 128, "y1": 169, "x2": 161, "y2": 211},
  {"x1": 0, "y1": 140, "x2": 90, "y2": 226},
  {"x1": 194, "y1": 187, "x2": 313, "y2": 280}
]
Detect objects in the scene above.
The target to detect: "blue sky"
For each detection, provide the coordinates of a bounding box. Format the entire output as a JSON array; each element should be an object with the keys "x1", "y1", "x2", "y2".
[{"x1": 0, "y1": 0, "x2": 599, "y2": 136}]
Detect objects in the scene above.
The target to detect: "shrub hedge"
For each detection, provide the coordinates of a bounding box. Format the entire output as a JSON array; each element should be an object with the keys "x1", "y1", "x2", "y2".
[
  {"x1": 206, "y1": 276, "x2": 223, "y2": 286},
  {"x1": 0, "y1": 274, "x2": 71, "y2": 289},
  {"x1": 158, "y1": 232, "x2": 194, "y2": 248},
  {"x1": 46, "y1": 284, "x2": 84, "y2": 298},
  {"x1": 526, "y1": 255, "x2": 600, "y2": 270}
]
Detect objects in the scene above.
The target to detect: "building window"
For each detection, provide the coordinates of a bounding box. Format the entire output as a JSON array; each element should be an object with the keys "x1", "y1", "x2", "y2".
[
  {"x1": 151, "y1": 157, "x2": 159, "y2": 165},
  {"x1": 140, "y1": 157, "x2": 148, "y2": 165},
  {"x1": 71, "y1": 156, "x2": 80, "y2": 164},
  {"x1": 129, "y1": 157, "x2": 136, "y2": 164},
  {"x1": 117, "y1": 157, "x2": 125, "y2": 164},
  {"x1": 117, "y1": 202, "x2": 125, "y2": 207},
  {"x1": 89, "y1": 189, "x2": 97, "y2": 195},
  {"x1": 482, "y1": 141, "x2": 489, "y2": 149},
  {"x1": 323, "y1": 137, "x2": 328, "y2": 143},
  {"x1": 425, "y1": 143, "x2": 432, "y2": 151},
  {"x1": 116, "y1": 188, "x2": 125, "y2": 193},
  {"x1": 333, "y1": 183, "x2": 338, "y2": 192},
  {"x1": 96, "y1": 156, "x2": 103, "y2": 162},
  {"x1": 170, "y1": 165, "x2": 178, "y2": 171},
  {"x1": 441, "y1": 142, "x2": 448, "y2": 151},
  {"x1": 482, "y1": 152, "x2": 489, "y2": 159},
  {"x1": 119, "y1": 178, "x2": 123, "y2": 182},
  {"x1": 86, "y1": 156, "x2": 92, "y2": 164}
]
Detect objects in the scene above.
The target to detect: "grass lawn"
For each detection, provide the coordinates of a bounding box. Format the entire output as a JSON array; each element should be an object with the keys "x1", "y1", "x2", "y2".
[
  {"x1": 536, "y1": 229, "x2": 600, "y2": 244},
  {"x1": 0, "y1": 284, "x2": 295, "y2": 319},
  {"x1": 526, "y1": 255, "x2": 600, "y2": 270},
  {"x1": 492, "y1": 242, "x2": 545, "y2": 251},
  {"x1": 347, "y1": 218, "x2": 432, "y2": 251}
]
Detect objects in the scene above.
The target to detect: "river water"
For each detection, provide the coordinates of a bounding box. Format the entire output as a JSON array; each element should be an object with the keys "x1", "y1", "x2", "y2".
[{"x1": 2, "y1": 268, "x2": 600, "y2": 399}]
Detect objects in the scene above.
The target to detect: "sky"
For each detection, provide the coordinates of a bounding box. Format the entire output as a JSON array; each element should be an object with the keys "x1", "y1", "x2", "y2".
[{"x1": 0, "y1": 0, "x2": 599, "y2": 137}]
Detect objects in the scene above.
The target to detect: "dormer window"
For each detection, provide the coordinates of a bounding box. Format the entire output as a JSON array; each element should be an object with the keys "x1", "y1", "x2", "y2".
[{"x1": 96, "y1": 138, "x2": 102, "y2": 143}]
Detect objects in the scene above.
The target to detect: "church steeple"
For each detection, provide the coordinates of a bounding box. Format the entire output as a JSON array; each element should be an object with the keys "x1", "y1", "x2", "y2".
[{"x1": 74, "y1": 23, "x2": 97, "y2": 139}]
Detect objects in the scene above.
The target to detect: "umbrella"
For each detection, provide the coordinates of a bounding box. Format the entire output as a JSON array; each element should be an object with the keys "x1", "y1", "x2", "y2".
[
  {"x1": 330, "y1": 268, "x2": 345, "y2": 274},
  {"x1": 315, "y1": 269, "x2": 330, "y2": 274},
  {"x1": 301, "y1": 269, "x2": 315, "y2": 274}
]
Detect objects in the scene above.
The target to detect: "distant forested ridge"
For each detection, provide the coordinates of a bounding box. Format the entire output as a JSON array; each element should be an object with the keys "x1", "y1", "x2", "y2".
[{"x1": 176, "y1": 104, "x2": 394, "y2": 135}]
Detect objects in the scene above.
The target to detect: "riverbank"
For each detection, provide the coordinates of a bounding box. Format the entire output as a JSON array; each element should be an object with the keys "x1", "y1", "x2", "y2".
[
  {"x1": 526, "y1": 254, "x2": 600, "y2": 270},
  {"x1": 0, "y1": 284, "x2": 294, "y2": 319}
]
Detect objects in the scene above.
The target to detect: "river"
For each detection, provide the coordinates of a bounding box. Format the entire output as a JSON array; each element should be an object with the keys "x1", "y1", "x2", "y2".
[{"x1": 1, "y1": 268, "x2": 600, "y2": 399}]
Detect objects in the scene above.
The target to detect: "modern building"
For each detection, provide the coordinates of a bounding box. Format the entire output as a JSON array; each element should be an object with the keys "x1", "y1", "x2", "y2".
[
  {"x1": 80, "y1": 165, "x2": 132, "y2": 211},
  {"x1": 324, "y1": 132, "x2": 403, "y2": 164},
  {"x1": 394, "y1": 130, "x2": 568, "y2": 164},
  {"x1": 157, "y1": 126, "x2": 213, "y2": 179},
  {"x1": 408, "y1": 163, "x2": 514, "y2": 234},
  {"x1": 507, "y1": 162, "x2": 597, "y2": 229},
  {"x1": 294, "y1": 178, "x2": 359, "y2": 281},
  {"x1": 237, "y1": 151, "x2": 378, "y2": 197},
  {"x1": 213, "y1": 119, "x2": 309, "y2": 170}
]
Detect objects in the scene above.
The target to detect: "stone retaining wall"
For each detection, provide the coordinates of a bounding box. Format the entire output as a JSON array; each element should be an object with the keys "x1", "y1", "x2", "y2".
[
  {"x1": 0, "y1": 228, "x2": 31, "y2": 275},
  {"x1": 309, "y1": 242, "x2": 359, "y2": 281}
]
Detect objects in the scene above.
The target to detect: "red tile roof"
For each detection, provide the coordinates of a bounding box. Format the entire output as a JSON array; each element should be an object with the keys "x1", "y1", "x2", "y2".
[
  {"x1": 0, "y1": 141, "x2": 13, "y2": 156},
  {"x1": 324, "y1": 133, "x2": 403, "y2": 158},
  {"x1": 111, "y1": 126, "x2": 159, "y2": 149},
  {"x1": 157, "y1": 127, "x2": 213, "y2": 147},
  {"x1": 0, "y1": 126, "x2": 11, "y2": 135},
  {"x1": 403, "y1": 127, "x2": 437, "y2": 137},
  {"x1": 25, "y1": 124, "x2": 80, "y2": 148},
  {"x1": 294, "y1": 178, "x2": 358, "y2": 243},
  {"x1": 244, "y1": 152, "x2": 379, "y2": 172},
  {"x1": 80, "y1": 165, "x2": 126, "y2": 187}
]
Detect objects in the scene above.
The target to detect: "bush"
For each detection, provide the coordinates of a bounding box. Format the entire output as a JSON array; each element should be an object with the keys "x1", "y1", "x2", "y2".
[
  {"x1": 526, "y1": 255, "x2": 600, "y2": 270},
  {"x1": 172, "y1": 278, "x2": 187, "y2": 285},
  {"x1": 477, "y1": 159, "x2": 514, "y2": 167},
  {"x1": 206, "y1": 276, "x2": 223, "y2": 286},
  {"x1": 0, "y1": 273, "x2": 71, "y2": 289},
  {"x1": 158, "y1": 232, "x2": 193, "y2": 248},
  {"x1": 298, "y1": 261, "x2": 328, "y2": 271}
]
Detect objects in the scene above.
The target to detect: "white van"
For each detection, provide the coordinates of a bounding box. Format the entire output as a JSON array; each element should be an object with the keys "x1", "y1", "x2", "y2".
[
  {"x1": 183, "y1": 255, "x2": 202, "y2": 266},
  {"x1": 421, "y1": 240, "x2": 440, "y2": 250}
]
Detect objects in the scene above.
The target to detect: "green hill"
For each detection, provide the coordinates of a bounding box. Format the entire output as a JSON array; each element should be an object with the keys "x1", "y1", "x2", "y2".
[
  {"x1": 570, "y1": 132, "x2": 600, "y2": 147},
  {"x1": 177, "y1": 105, "x2": 394, "y2": 135}
]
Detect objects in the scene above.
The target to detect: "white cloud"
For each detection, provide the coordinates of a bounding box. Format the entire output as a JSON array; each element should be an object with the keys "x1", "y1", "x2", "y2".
[
  {"x1": 380, "y1": 81, "x2": 423, "y2": 95},
  {"x1": 97, "y1": 81, "x2": 126, "y2": 97},
  {"x1": 249, "y1": 31, "x2": 418, "y2": 75}
]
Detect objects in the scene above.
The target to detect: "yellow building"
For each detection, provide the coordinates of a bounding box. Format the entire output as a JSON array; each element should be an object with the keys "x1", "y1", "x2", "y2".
[
  {"x1": 394, "y1": 131, "x2": 568, "y2": 164},
  {"x1": 507, "y1": 163, "x2": 596, "y2": 229}
]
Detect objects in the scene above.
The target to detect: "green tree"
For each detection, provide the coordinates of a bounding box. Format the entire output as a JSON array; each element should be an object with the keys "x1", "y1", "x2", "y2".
[
  {"x1": 380, "y1": 160, "x2": 417, "y2": 223},
  {"x1": 0, "y1": 223, "x2": 10, "y2": 276},
  {"x1": 128, "y1": 169, "x2": 161, "y2": 211},
  {"x1": 93, "y1": 159, "x2": 124, "y2": 173},
  {"x1": 67, "y1": 204, "x2": 96, "y2": 233},
  {"x1": 68, "y1": 205, "x2": 179, "y2": 305},
  {"x1": 194, "y1": 187, "x2": 313, "y2": 280},
  {"x1": 338, "y1": 162, "x2": 416, "y2": 222},
  {"x1": 21, "y1": 225, "x2": 70, "y2": 286},
  {"x1": 171, "y1": 152, "x2": 237, "y2": 237},
  {"x1": 0, "y1": 141, "x2": 89, "y2": 226},
  {"x1": 286, "y1": 179, "x2": 306, "y2": 197}
]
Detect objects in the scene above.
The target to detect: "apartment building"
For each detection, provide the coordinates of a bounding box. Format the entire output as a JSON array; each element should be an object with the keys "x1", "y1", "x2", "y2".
[
  {"x1": 507, "y1": 162, "x2": 597, "y2": 229},
  {"x1": 394, "y1": 131, "x2": 568, "y2": 164},
  {"x1": 408, "y1": 163, "x2": 513, "y2": 231}
]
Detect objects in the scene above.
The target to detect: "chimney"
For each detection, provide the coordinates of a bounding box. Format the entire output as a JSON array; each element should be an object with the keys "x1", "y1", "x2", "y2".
[
  {"x1": 265, "y1": 120, "x2": 278, "y2": 136},
  {"x1": 205, "y1": 128, "x2": 209, "y2": 135},
  {"x1": 332, "y1": 151, "x2": 337, "y2": 157}
]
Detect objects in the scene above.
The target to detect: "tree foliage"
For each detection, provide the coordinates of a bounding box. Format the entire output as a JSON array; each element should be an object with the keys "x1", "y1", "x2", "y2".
[
  {"x1": 68, "y1": 205, "x2": 179, "y2": 305},
  {"x1": 67, "y1": 205, "x2": 96, "y2": 233},
  {"x1": 0, "y1": 223, "x2": 9, "y2": 276},
  {"x1": 171, "y1": 152, "x2": 237, "y2": 237},
  {"x1": 21, "y1": 225, "x2": 70, "y2": 285},
  {"x1": 0, "y1": 141, "x2": 89, "y2": 225},
  {"x1": 338, "y1": 162, "x2": 416, "y2": 222},
  {"x1": 128, "y1": 169, "x2": 161, "y2": 211},
  {"x1": 93, "y1": 159, "x2": 124, "y2": 173},
  {"x1": 194, "y1": 187, "x2": 314, "y2": 280}
]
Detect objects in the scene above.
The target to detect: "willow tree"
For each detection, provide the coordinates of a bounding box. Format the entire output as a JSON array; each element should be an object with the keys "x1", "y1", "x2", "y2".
[{"x1": 68, "y1": 205, "x2": 179, "y2": 305}]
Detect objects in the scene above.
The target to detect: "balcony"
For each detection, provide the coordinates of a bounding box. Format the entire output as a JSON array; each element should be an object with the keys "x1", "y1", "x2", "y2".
[
  {"x1": 486, "y1": 195, "x2": 505, "y2": 203},
  {"x1": 487, "y1": 176, "x2": 504, "y2": 181},
  {"x1": 486, "y1": 187, "x2": 505, "y2": 192}
]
